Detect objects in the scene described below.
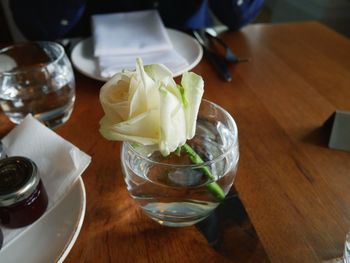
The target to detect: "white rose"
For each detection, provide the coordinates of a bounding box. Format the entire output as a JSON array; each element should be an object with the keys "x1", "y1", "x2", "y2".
[{"x1": 99, "y1": 58, "x2": 204, "y2": 156}]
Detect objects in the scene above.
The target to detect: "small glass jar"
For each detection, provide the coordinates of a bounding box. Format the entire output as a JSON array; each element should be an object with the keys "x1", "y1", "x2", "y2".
[{"x1": 0, "y1": 156, "x2": 48, "y2": 228}]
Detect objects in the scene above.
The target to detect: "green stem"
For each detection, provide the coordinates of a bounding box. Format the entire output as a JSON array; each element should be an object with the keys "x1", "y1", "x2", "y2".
[{"x1": 181, "y1": 143, "x2": 225, "y2": 201}]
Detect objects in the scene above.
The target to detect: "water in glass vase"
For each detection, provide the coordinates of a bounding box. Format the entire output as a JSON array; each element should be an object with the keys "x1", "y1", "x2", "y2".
[{"x1": 122, "y1": 117, "x2": 239, "y2": 227}]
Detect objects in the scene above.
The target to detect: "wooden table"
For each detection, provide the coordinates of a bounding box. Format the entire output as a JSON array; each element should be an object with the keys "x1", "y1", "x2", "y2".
[{"x1": 1, "y1": 21, "x2": 350, "y2": 262}]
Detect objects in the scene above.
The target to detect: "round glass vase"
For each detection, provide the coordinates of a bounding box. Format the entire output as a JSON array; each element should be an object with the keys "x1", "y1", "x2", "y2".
[{"x1": 121, "y1": 99, "x2": 239, "y2": 227}]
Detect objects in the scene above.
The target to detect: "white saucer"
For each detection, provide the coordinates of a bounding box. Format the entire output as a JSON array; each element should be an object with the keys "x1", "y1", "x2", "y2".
[
  {"x1": 0, "y1": 177, "x2": 86, "y2": 263},
  {"x1": 71, "y1": 29, "x2": 203, "y2": 81}
]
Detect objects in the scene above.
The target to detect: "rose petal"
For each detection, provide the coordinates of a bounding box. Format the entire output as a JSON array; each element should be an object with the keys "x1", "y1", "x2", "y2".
[
  {"x1": 181, "y1": 72, "x2": 204, "y2": 139},
  {"x1": 129, "y1": 75, "x2": 148, "y2": 119},
  {"x1": 100, "y1": 73, "x2": 130, "y2": 122},
  {"x1": 100, "y1": 110, "x2": 160, "y2": 145},
  {"x1": 144, "y1": 63, "x2": 176, "y2": 87},
  {"x1": 134, "y1": 58, "x2": 160, "y2": 110},
  {"x1": 159, "y1": 85, "x2": 187, "y2": 156}
]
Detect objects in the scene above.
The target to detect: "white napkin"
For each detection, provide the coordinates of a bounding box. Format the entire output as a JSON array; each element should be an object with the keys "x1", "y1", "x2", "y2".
[
  {"x1": 1, "y1": 115, "x2": 91, "y2": 249},
  {"x1": 92, "y1": 10, "x2": 172, "y2": 57},
  {"x1": 91, "y1": 10, "x2": 189, "y2": 78},
  {"x1": 98, "y1": 50, "x2": 188, "y2": 79}
]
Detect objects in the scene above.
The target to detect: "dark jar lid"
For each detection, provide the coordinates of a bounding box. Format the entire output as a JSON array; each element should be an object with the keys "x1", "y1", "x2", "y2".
[{"x1": 0, "y1": 156, "x2": 40, "y2": 207}]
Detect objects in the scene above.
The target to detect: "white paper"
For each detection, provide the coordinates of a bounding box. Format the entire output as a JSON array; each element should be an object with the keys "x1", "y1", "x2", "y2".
[{"x1": 1, "y1": 115, "x2": 91, "y2": 248}]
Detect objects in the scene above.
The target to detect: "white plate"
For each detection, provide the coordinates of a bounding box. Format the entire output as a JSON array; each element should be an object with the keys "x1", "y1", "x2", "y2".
[
  {"x1": 71, "y1": 28, "x2": 203, "y2": 81},
  {"x1": 0, "y1": 177, "x2": 86, "y2": 263}
]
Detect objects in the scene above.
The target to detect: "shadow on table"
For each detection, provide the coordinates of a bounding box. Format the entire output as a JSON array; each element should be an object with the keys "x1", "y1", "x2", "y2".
[
  {"x1": 303, "y1": 124, "x2": 331, "y2": 148},
  {"x1": 302, "y1": 112, "x2": 342, "y2": 148},
  {"x1": 196, "y1": 188, "x2": 270, "y2": 262}
]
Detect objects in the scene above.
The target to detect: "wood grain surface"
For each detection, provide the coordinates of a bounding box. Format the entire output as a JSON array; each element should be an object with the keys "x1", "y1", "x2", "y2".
[{"x1": 1, "y1": 22, "x2": 350, "y2": 262}]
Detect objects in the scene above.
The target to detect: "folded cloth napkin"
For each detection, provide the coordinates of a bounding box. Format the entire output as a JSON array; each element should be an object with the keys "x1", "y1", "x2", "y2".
[
  {"x1": 91, "y1": 10, "x2": 189, "y2": 78},
  {"x1": 1, "y1": 115, "x2": 91, "y2": 249},
  {"x1": 92, "y1": 10, "x2": 172, "y2": 57},
  {"x1": 98, "y1": 50, "x2": 188, "y2": 79}
]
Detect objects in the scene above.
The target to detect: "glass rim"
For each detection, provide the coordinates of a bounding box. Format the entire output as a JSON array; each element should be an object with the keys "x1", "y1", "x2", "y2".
[
  {"x1": 0, "y1": 41, "x2": 65, "y2": 75},
  {"x1": 123, "y1": 99, "x2": 239, "y2": 168}
]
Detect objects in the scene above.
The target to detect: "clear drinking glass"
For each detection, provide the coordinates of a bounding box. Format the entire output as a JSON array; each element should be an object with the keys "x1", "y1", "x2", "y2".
[
  {"x1": 0, "y1": 41, "x2": 75, "y2": 129},
  {"x1": 343, "y1": 231, "x2": 350, "y2": 262},
  {"x1": 327, "y1": 231, "x2": 350, "y2": 262},
  {"x1": 121, "y1": 99, "x2": 239, "y2": 227}
]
